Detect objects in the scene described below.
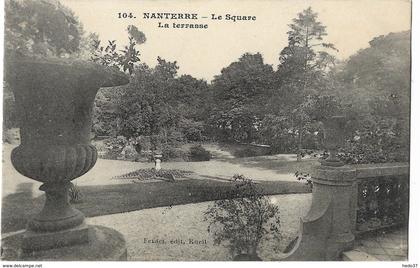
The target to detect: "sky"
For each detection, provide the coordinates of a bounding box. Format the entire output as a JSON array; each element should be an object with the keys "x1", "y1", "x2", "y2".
[{"x1": 62, "y1": 0, "x2": 411, "y2": 81}]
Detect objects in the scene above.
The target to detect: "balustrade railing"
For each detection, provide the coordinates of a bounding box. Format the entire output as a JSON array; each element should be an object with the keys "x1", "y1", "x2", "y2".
[{"x1": 350, "y1": 163, "x2": 409, "y2": 236}]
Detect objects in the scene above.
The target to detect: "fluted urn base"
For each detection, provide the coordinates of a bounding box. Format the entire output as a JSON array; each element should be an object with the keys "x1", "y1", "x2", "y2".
[
  {"x1": 20, "y1": 182, "x2": 88, "y2": 252},
  {"x1": 28, "y1": 182, "x2": 86, "y2": 232},
  {"x1": 9, "y1": 144, "x2": 97, "y2": 253}
]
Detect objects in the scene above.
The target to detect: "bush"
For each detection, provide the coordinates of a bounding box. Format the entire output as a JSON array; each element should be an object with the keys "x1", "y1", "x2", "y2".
[
  {"x1": 162, "y1": 145, "x2": 188, "y2": 161},
  {"x1": 233, "y1": 147, "x2": 260, "y2": 158},
  {"x1": 102, "y1": 136, "x2": 128, "y2": 160},
  {"x1": 188, "y1": 144, "x2": 211, "y2": 161},
  {"x1": 68, "y1": 183, "x2": 83, "y2": 204},
  {"x1": 179, "y1": 118, "x2": 205, "y2": 142},
  {"x1": 204, "y1": 174, "x2": 282, "y2": 258},
  {"x1": 339, "y1": 119, "x2": 409, "y2": 164}
]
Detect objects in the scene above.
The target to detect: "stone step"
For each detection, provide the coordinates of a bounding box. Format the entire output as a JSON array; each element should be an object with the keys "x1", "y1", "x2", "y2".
[{"x1": 342, "y1": 249, "x2": 379, "y2": 261}]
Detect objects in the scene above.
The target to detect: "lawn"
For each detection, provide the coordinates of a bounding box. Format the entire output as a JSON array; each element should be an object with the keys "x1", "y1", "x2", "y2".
[
  {"x1": 1, "y1": 178, "x2": 310, "y2": 233},
  {"x1": 2, "y1": 142, "x2": 315, "y2": 234}
]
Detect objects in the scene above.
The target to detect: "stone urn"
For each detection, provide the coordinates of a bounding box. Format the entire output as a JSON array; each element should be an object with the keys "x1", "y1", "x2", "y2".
[
  {"x1": 3, "y1": 57, "x2": 129, "y2": 260},
  {"x1": 321, "y1": 115, "x2": 347, "y2": 166}
]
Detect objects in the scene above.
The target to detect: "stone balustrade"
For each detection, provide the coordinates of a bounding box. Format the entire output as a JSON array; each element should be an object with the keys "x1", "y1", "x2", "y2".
[
  {"x1": 350, "y1": 163, "x2": 409, "y2": 235},
  {"x1": 274, "y1": 162, "x2": 409, "y2": 261}
]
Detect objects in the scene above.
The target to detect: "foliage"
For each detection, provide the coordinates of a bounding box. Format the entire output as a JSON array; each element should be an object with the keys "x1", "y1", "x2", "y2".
[
  {"x1": 3, "y1": 84, "x2": 17, "y2": 130},
  {"x1": 259, "y1": 115, "x2": 297, "y2": 153},
  {"x1": 68, "y1": 182, "x2": 83, "y2": 204},
  {"x1": 232, "y1": 147, "x2": 261, "y2": 158},
  {"x1": 294, "y1": 171, "x2": 313, "y2": 189},
  {"x1": 161, "y1": 145, "x2": 188, "y2": 161},
  {"x1": 260, "y1": 95, "x2": 338, "y2": 154},
  {"x1": 208, "y1": 53, "x2": 275, "y2": 143},
  {"x1": 102, "y1": 136, "x2": 128, "y2": 159},
  {"x1": 271, "y1": 7, "x2": 339, "y2": 158},
  {"x1": 333, "y1": 31, "x2": 410, "y2": 164},
  {"x1": 109, "y1": 61, "x2": 174, "y2": 139},
  {"x1": 91, "y1": 25, "x2": 145, "y2": 74},
  {"x1": 115, "y1": 58, "x2": 209, "y2": 146},
  {"x1": 5, "y1": 0, "x2": 83, "y2": 58},
  {"x1": 179, "y1": 119, "x2": 205, "y2": 142},
  {"x1": 204, "y1": 174, "x2": 282, "y2": 257},
  {"x1": 188, "y1": 145, "x2": 211, "y2": 161},
  {"x1": 339, "y1": 118, "x2": 409, "y2": 164},
  {"x1": 4, "y1": 1, "x2": 410, "y2": 168},
  {"x1": 92, "y1": 87, "x2": 126, "y2": 137},
  {"x1": 334, "y1": 31, "x2": 410, "y2": 119}
]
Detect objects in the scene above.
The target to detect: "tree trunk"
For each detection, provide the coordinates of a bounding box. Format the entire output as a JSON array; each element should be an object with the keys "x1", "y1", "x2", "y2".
[{"x1": 297, "y1": 127, "x2": 302, "y2": 162}]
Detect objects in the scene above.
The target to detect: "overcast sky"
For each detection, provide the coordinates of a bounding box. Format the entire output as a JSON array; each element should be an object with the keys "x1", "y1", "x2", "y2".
[{"x1": 62, "y1": 0, "x2": 411, "y2": 81}]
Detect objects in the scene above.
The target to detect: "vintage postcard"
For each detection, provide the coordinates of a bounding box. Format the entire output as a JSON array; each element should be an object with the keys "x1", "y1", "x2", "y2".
[{"x1": 1, "y1": 0, "x2": 414, "y2": 264}]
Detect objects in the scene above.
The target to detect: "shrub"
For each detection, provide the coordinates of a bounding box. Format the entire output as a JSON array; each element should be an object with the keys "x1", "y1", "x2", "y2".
[
  {"x1": 338, "y1": 119, "x2": 409, "y2": 164},
  {"x1": 204, "y1": 174, "x2": 282, "y2": 259},
  {"x1": 68, "y1": 183, "x2": 83, "y2": 204},
  {"x1": 179, "y1": 118, "x2": 205, "y2": 142},
  {"x1": 188, "y1": 144, "x2": 211, "y2": 161},
  {"x1": 294, "y1": 171, "x2": 313, "y2": 189},
  {"x1": 162, "y1": 145, "x2": 188, "y2": 161},
  {"x1": 233, "y1": 147, "x2": 260, "y2": 158},
  {"x1": 102, "y1": 136, "x2": 128, "y2": 159}
]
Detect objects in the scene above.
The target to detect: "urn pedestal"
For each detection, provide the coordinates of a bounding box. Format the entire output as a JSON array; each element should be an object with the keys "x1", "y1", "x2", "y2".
[
  {"x1": 275, "y1": 116, "x2": 355, "y2": 261},
  {"x1": 321, "y1": 115, "x2": 347, "y2": 167},
  {"x1": 2, "y1": 57, "x2": 129, "y2": 260}
]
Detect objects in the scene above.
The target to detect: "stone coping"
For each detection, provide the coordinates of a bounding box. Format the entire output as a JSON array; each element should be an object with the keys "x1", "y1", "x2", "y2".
[{"x1": 354, "y1": 162, "x2": 409, "y2": 180}]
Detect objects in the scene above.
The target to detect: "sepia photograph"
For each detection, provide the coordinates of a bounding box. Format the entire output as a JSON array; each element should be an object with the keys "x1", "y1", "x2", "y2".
[{"x1": 0, "y1": 0, "x2": 416, "y2": 264}]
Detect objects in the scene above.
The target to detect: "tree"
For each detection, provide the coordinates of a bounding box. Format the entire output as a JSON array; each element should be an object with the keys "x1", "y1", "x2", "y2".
[
  {"x1": 333, "y1": 31, "x2": 411, "y2": 163},
  {"x1": 114, "y1": 57, "x2": 210, "y2": 146},
  {"x1": 90, "y1": 26, "x2": 147, "y2": 137},
  {"x1": 336, "y1": 31, "x2": 410, "y2": 119},
  {"x1": 91, "y1": 25, "x2": 146, "y2": 74},
  {"x1": 209, "y1": 53, "x2": 275, "y2": 143},
  {"x1": 275, "y1": 7, "x2": 338, "y2": 160},
  {"x1": 5, "y1": 0, "x2": 83, "y2": 58}
]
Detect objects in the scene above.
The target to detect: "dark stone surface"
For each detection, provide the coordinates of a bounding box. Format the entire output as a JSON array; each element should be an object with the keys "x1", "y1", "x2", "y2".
[
  {"x1": 22, "y1": 224, "x2": 90, "y2": 252},
  {"x1": 1, "y1": 225, "x2": 127, "y2": 261}
]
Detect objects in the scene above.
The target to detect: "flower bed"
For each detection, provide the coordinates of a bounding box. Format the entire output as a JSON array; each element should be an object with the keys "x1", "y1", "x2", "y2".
[{"x1": 113, "y1": 168, "x2": 194, "y2": 181}]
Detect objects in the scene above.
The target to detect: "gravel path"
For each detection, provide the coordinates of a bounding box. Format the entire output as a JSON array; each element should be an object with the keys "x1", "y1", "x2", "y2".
[{"x1": 86, "y1": 193, "x2": 312, "y2": 261}]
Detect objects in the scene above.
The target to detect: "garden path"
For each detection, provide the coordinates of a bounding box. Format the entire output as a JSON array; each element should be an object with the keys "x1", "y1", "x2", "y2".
[{"x1": 86, "y1": 193, "x2": 312, "y2": 261}]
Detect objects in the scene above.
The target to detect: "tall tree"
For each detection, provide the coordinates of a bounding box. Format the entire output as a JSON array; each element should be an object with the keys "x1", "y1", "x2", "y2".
[
  {"x1": 209, "y1": 53, "x2": 275, "y2": 143},
  {"x1": 113, "y1": 57, "x2": 210, "y2": 145},
  {"x1": 332, "y1": 31, "x2": 410, "y2": 163},
  {"x1": 5, "y1": 0, "x2": 83, "y2": 58},
  {"x1": 276, "y1": 7, "x2": 338, "y2": 160}
]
